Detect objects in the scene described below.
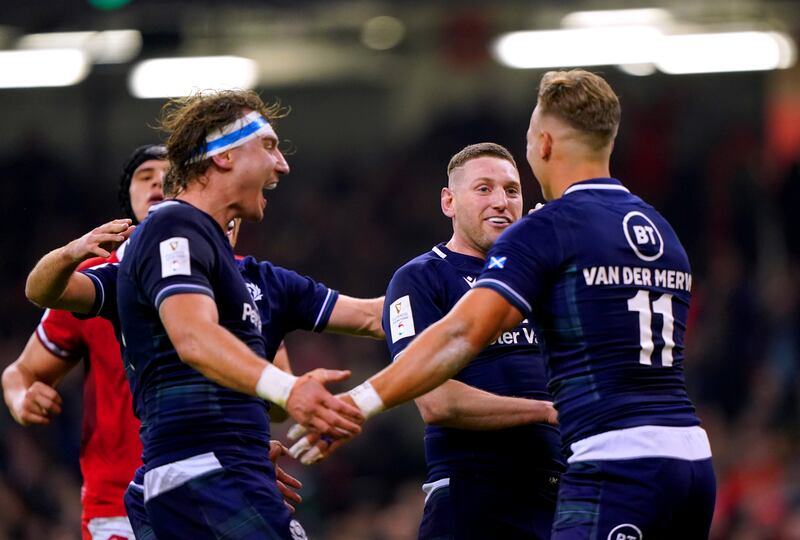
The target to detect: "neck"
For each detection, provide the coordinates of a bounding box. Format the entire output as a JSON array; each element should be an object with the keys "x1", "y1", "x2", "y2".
[
  {"x1": 177, "y1": 179, "x2": 232, "y2": 231},
  {"x1": 546, "y1": 161, "x2": 611, "y2": 200},
  {"x1": 445, "y1": 234, "x2": 487, "y2": 260}
]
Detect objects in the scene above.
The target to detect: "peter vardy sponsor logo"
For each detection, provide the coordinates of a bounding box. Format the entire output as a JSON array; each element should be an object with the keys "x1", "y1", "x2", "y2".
[
  {"x1": 242, "y1": 302, "x2": 262, "y2": 332},
  {"x1": 489, "y1": 320, "x2": 537, "y2": 346}
]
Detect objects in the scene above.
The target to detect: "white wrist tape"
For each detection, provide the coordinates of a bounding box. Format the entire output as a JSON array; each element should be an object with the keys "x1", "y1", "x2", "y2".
[
  {"x1": 255, "y1": 363, "x2": 298, "y2": 409},
  {"x1": 347, "y1": 381, "x2": 385, "y2": 419}
]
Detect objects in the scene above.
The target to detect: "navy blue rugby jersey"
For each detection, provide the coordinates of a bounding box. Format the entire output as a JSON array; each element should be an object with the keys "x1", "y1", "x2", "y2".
[
  {"x1": 384, "y1": 243, "x2": 563, "y2": 481},
  {"x1": 82, "y1": 255, "x2": 337, "y2": 362},
  {"x1": 475, "y1": 178, "x2": 700, "y2": 453},
  {"x1": 236, "y1": 255, "x2": 338, "y2": 360},
  {"x1": 116, "y1": 200, "x2": 270, "y2": 468}
]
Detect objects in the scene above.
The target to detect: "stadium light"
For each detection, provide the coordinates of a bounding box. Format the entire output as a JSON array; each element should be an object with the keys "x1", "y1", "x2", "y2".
[
  {"x1": 656, "y1": 31, "x2": 796, "y2": 74},
  {"x1": 492, "y1": 26, "x2": 663, "y2": 69},
  {"x1": 0, "y1": 49, "x2": 90, "y2": 88},
  {"x1": 17, "y1": 30, "x2": 142, "y2": 64},
  {"x1": 128, "y1": 56, "x2": 258, "y2": 98},
  {"x1": 561, "y1": 8, "x2": 673, "y2": 29}
]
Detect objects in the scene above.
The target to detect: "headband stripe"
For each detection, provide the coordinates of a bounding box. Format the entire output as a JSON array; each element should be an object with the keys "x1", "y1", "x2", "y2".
[{"x1": 187, "y1": 112, "x2": 272, "y2": 164}]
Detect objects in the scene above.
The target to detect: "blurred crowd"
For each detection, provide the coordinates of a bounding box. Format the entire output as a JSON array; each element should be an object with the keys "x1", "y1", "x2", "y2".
[{"x1": 0, "y1": 73, "x2": 799, "y2": 538}]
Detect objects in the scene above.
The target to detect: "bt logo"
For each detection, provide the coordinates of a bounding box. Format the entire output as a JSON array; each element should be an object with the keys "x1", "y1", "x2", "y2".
[{"x1": 622, "y1": 211, "x2": 663, "y2": 262}]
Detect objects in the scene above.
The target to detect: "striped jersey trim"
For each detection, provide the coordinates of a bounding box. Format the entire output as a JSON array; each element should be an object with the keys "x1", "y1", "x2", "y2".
[
  {"x1": 568, "y1": 425, "x2": 712, "y2": 463},
  {"x1": 154, "y1": 283, "x2": 215, "y2": 309},
  {"x1": 431, "y1": 246, "x2": 447, "y2": 259},
  {"x1": 563, "y1": 183, "x2": 630, "y2": 195},
  {"x1": 312, "y1": 289, "x2": 336, "y2": 332}
]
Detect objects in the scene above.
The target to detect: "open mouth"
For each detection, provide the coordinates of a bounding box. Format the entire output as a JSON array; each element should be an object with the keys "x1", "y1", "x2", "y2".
[
  {"x1": 148, "y1": 194, "x2": 164, "y2": 204},
  {"x1": 486, "y1": 216, "x2": 512, "y2": 225}
]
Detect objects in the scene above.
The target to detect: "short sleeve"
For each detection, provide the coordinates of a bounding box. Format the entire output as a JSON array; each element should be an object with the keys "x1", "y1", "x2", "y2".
[
  {"x1": 135, "y1": 216, "x2": 217, "y2": 310},
  {"x1": 270, "y1": 265, "x2": 339, "y2": 332},
  {"x1": 474, "y1": 212, "x2": 562, "y2": 318},
  {"x1": 382, "y1": 261, "x2": 445, "y2": 361},
  {"x1": 78, "y1": 263, "x2": 119, "y2": 321},
  {"x1": 36, "y1": 309, "x2": 84, "y2": 361}
]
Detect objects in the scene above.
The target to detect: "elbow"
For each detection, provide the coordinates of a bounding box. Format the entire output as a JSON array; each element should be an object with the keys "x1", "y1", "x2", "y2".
[
  {"x1": 24, "y1": 278, "x2": 46, "y2": 308},
  {"x1": 416, "y1": 395, "x2": 453, "y2": 426}
]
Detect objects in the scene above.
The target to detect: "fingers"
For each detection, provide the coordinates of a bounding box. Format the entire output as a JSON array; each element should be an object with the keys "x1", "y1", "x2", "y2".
[
  {"x1": 276, "y1": 466, "x2": 302, "y2": 491},
  {"x1": 27, "y1": 382, "x2": 62, "y2": 417},
  {"x1": 287, "y1": 424, "x2": 307, "y2": 441},
  {"x1": 268, "y1": 440, "x2": 288, "y2": 462},
  {"x1": 288, "y1": 433, "x2": 319, "y2": 459},
  {"x1": 309, "y1": 368, "x2": 352, "y2": 385}
]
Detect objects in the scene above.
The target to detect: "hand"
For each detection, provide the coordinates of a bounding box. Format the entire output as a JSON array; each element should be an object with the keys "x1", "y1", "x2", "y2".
[
  {"x1": 64, "y1": 219, "x2": 134, "y2": 262},
  {"x1": 268, "y1": 441, "x2": 303, "y2": 513},
  {"x1": 535, "y1": 400, "x2": 558, "y2": 425},
  {"x1": 11, "y1": 381, "x2": 63, "y2": 426},
  {"x1": 287, "y1": 393, "x2": 358, "y2": 465},
  {"x1": 285, "y1": 369, "x2": 363, "y2": 440}
]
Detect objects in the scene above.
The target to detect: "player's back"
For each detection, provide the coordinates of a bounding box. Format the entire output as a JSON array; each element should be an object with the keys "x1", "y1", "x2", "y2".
[
  {"x1": 481, "y1": 179, "x2": 700, "y2": 452},
  {"x1": 117, "y1": 200, "x2": 270, "y2": 469}
]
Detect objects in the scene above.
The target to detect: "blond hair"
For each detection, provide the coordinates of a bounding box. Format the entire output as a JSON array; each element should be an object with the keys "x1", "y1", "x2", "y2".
[{"x1": 537, "y1": 70, "x2": 620, "y2": 150}]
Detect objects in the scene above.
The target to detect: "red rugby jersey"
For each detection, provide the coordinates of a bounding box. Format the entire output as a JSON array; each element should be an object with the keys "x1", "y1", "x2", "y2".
[{"x1": 35, "y1": 250, "x2": 141, "y2": 521}]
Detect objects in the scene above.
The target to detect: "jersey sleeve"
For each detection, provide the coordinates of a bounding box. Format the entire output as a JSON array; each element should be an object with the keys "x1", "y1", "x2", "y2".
[
  {"x1": 382, "y1": 261, "x2": 445, "y2": 361},
  {"x1": 474, "y1": 212, "x2": 563, "y2": 318},
  {"x1": 135, "y1": 217, "x2": 217, "y2": 310},
  {"x1": 77, "y1": 262, "x2": 119, "y2": 321},
  {"x1": 35, "y1": 309, "x2": 84, "y2": 361},
  {"x1": 269, "y1": 264, "x2": 339, "y2": 332}
]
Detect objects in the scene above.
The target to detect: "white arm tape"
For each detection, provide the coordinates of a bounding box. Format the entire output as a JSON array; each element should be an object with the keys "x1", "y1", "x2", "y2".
[
  {"x1": 255, "y1": 363, "x2": 298, "y2": 409},
  {"x1": 347, "y1": 381, "x2": 385, "y2": 419}
]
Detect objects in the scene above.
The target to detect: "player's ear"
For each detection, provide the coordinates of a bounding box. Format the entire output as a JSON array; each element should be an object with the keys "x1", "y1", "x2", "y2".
[
  {"x1": 540, "y1": 131, "x2": 553, "y2": 161},
  {"x1": 441, "y1": 187, "x2": 455, "y2": 218},
  {"x1": 211, "y1": 151, "x2": 234, "y2": 170}
]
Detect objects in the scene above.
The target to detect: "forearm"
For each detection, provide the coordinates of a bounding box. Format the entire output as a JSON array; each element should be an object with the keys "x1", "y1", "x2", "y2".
[
  {"x1": 172, "y1": 319, "x2": 269, "y2": 396},
  {"x1": 25, "y1": 246, "x2": 82, "y2": 308},
  {"x1": 326, "y1": 296, "x2": 385, "y2": 339},
  {"x1": 418, "y1": 380, "x2": 551, "y2": 430},
  {"x1": 371, "y1": 315, "x2": 483, "y2": 409}
]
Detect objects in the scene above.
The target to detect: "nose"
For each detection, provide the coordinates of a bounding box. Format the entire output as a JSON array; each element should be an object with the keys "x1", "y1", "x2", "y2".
[
  {"x1": 275, "y1": 150, "x2": 290, "y2": 176},
  {"x1": 490, "y1": 187, "x2": 508, "y2": 210}
]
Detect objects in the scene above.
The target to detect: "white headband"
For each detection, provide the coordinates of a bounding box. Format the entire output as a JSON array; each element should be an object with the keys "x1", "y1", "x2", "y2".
[{"x1": 187, "y1": 111, "x2": 273, "y2": 164}]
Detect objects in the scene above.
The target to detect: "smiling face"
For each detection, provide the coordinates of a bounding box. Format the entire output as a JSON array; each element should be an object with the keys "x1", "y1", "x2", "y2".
[
  {"x1": 443, "y1": 156, "x2": 523, "y2": 258},
  {"x1": 128, "y1": 158, "x2": 169, "y2": 222},
  {"x1": 227, "y1": 120, "x2": 290, "y2": 223}
]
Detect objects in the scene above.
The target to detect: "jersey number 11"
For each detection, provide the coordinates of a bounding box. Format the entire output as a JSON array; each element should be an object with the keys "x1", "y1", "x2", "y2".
[{"x1": 627, "y1": 290, "x2": 675, "y2": 367}]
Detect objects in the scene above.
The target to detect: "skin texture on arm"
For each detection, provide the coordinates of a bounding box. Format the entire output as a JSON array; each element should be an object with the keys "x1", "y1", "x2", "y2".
[
  {"x1": 415, "y1": 379, "x2": 556, "y2": 430},
  {"x1": 2, "y1": 334, "x2": 73, "y2": 426},
  {"x1": 25, "y1": 219, "x2": 134, "y2": 313},
  {"x1": 325, "y1": 295, "x2": 385, "y2": 339},
  {"x1": 159, "y1": 293, "x2": 363, "y2": 436},
  {"x1": 269, "y1": 342, "x2": 291, "y2": 423},
  {"x1": 370, "y1": 287, "x2": 524, "y2": 410}
]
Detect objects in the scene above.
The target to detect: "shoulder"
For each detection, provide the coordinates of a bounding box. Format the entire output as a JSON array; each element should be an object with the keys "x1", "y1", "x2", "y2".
[{"x1": 390, "y1": 250, "x2": 446, "y2": 286}]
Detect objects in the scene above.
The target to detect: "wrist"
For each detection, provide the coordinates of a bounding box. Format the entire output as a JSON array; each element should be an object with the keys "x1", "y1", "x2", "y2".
[
  {"x1": 347, "y1": 381, "x2": 385, "y2": 419},
  {"x1": 255, "y1": 363, "x2": 298, "y2": 409}
]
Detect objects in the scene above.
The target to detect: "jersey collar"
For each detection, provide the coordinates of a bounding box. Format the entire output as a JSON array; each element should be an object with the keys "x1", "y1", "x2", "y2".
[{"x1": 563, "y1": 178, "x2": 629, "y2": 196}]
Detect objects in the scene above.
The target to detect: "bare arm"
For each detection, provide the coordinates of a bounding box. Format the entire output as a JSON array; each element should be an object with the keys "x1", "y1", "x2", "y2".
[
  {"x1": 2, "y1": 333, "x2": 73, "y2": 426},
  {"x1": 415, "y1": 379, "x2": 556, "y2": 430},
  {"x1": 325, "y1": 295, "x2": 385, "y2": 339},
  {"x1": 159, "y1": 294, "x2": 363, "y2": 436},
  {"x1": 26, "y1": 219, "x2": 133, "y2": 312},
  {"x1": 370, "y1": 288, "x2": 523, "y2": 409},
  {"x1": 269, "y1": 342, "x2": 291, "y2": 423}
]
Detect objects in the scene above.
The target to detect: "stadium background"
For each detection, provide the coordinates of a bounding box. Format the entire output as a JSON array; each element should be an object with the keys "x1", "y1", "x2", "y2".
[{"x1": 1, "y1": 0, "x2": 799, "y2": 537}]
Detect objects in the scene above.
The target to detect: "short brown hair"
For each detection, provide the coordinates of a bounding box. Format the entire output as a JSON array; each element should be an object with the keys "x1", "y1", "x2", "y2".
[
  {"x1": 447, "y1": 142, "x2": 517, "y2": 177},
  {"x1": 157, "y1": 89, "x2": 288, "y2": 196},
  {"x1": 537, "y1": 69, "x2": 620, "y2": 150}
]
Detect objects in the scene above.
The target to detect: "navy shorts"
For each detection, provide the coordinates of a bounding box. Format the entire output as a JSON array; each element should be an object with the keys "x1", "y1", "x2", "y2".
[
  {"x1": 123, "y1": 466, "x2": 155, "y2": 540},
  {"x1": 142, "y1": 453, "x2": 306, "y2": 540},
  {"x1": 552, "y1": 457, "x2": 716, "y2": 540},
  {"x1": 418, "y1": 470, "x2": 561, "y2": 540}
]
